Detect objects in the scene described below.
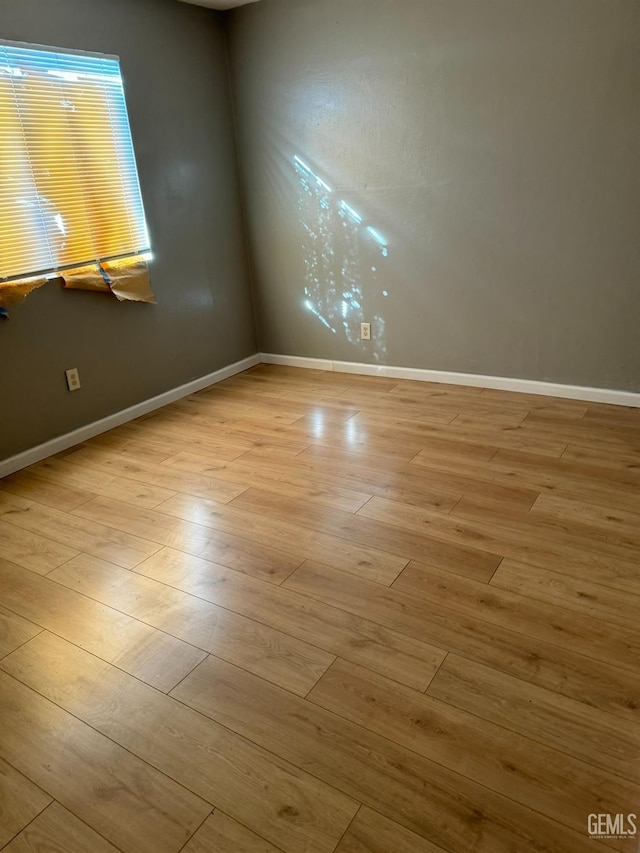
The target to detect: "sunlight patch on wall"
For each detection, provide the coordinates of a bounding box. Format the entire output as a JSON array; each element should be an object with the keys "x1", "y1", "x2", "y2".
[{"x1": 294, "y1": 155, "x2": 389, "y2": 360}]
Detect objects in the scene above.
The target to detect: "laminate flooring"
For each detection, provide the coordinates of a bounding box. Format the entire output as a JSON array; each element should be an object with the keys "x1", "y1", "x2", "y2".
[{"x1": 0, "y1": 364, "x2": 639, "y2": 852}]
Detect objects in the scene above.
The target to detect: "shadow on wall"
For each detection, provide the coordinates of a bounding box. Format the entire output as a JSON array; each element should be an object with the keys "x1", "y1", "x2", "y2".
[{"x1": 294, "y1": 155, "x2": 390, "y2": 362}]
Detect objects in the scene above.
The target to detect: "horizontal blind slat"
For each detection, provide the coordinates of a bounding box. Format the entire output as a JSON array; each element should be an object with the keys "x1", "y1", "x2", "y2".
[{"x1": 0, "y1": 42, "x2": 150, "y2": 281}]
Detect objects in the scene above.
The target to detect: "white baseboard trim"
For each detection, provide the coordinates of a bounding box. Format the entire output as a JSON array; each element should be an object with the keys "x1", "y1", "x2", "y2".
[
  {"x1": 3, "y1": 350, "x2": 637, "y2": 478},
  {"x1": 260, "y1": 353, "x2": 640, "y2": 408},
  {"x1": 259, "y1": 352, "x2": 334, "y2": 371},
  {"x1": 0, "y1": 353, "x2": 260, "y2": 478}
]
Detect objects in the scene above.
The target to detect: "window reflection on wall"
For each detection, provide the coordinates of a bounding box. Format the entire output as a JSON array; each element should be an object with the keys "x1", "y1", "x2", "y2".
[{"x1": 294, "y1": 155, "x2": 389, "y2": 361}]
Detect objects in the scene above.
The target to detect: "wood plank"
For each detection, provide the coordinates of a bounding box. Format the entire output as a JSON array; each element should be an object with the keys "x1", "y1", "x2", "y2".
[
  {"x1": 134, "y1": 548, "x2": 445, "y2": 691},
  {"x1": 427, "y1": 655, "x2": 640, "y2": 783},
  {"x1": 149, "y1": 398, "x2": 237, "y2": 426},
  {"x1": 503, "y1": 399, "x2": 590, "y2": 418},
  {"x1": 178, "y1": 391, "x2": 320, "y2": 422},
  {"x1": 520, "y1": 415, "x2": 640, "y2": 454},
  {"x1": 235, "y1": 384, "x2": 345, "y2": 404},
  {"x1": 412, "y1": 418, "x2": 568, "y2": 458},
  {"x1": 254, "y1": 365, "x2": 399, "y2": 391},
  {"x1": 126, "y1": 492, "x2": 407, "y2": 586},
  {"x1": 545, "y1": 405, "x2": 640, "y2": 434},
  {"x1": 84, "y1": 427, "x2": 244, "y2": 465},
  {"x1": 0, "y1": 493, "x2": 160, "y2": 569},
  {"x1": 241, "y1": 364, "x2": 330, "y2": 380},
  {"x1": 308, "y1": 659, "x2": 640, "y2": 838},
  {"x1": 279, "y1": 391, "x2": 371, "y2": 410},
  {"x1": 278, "y1": 389, "x2": 372, "y2": 409},
  {"x1": 0, "y1": 557, "x2": 205, "y2": 692},
  {"x1": 98, "y1": 419, "x2": 256, "y2": 461},
  {"x1": 410, "y1": 445, "x2": 640, "y2": 514},
  {"x1": 0, "y1": 605, "x2": 41, "y2": 660},
  {"x1": 294, "y1": 438, "x2": 430, "y2": 468},
  {"x1": 392, "y1": 561, "x2": 640, "y2": 672},
  {"x1": 491, "y1": 559, "x2": 640, "y2": 630},
  {"x1": 335, "y1": 807, "x2": 447, "y2": 853},
  {"x1": 235, "y1": 442, "x2": 310, "y2": 461},
  {"x1": 531, "y1": 491, "x2": 640, "y2": 538},
  {"x1": 488, "y1": 448, "x2": 640, "y2": 512},
  {"x1": 453, "y1": 494, "x2": 640, "y2": 553},
  {"x1": 583, "y1": 404, "x2": 640, "y2": 424},
  {"x1": 210, "y1": 426, "x2": 309, "y2": 459},
  {"x1": 309, "y1": 427, "x2": 498, "y2": 464},
  {"x1": 292, "y1": 405, "x2": 388, "y2": 429},
  {"x1": 83, "y1": 432, "x2": 178, "y2": 464},
  {"x1": 182, "y1": 812, "x2": 283, "y2": 853},
  {"x1": 0, "y1": 518, "x2": 78, "y2": 576},
  {"x1": 450, "y1": 397, "x2": 588, "y2": 421},
  {"x1": 69, "y1": 494, "x2": 301, "y2": 584},
  {"x1": 387, "y1": 378, "x2": 485, "y2": 398},
  {"x1": 477, "y1": 387, "x2": 598, "y2": 413},
  {"x1": 444, "y1": 414, "x2": 574, "y2": 456},
  {"x1": 201, "y1": 447, "x2": 468, "y2": 514},
  {"x1": 583, "y1": 405, "x2": 640, "y2": 428},
  {"x1": 64, "y1": 447, "x2": 248, "y2": 505},
  {"x1": 167, "y1": 393, "x2": 304, "y2": 425},
  {"x1": 349, "y1": 384, "x2": 487, "y2": 408},
  {"x1": 240, "y1": 444, "x2": 538, "y2": 512},
  {"x1": 1, "y1": 632, "x2": 357, "y2": 853},
  {"x1": 172, "y1": 654, "x2": 598, "y2": 853},
  {"x1": 322, "y1": 388, "x2": 470, "y2": 413},
  {"x1": 284, "y1": 562, "x2": 640, "y2": 723},
  {"x1": 225, "y1": 420, "x2": 426, "y2": 464},
  {"x1": 359, "y1": 494, "x2": 640, "y2": 593},
  {"x1": 160, "y1": 451, "x2": 374, "y2": 513},
  {"x1": 229, "y1": 488, "x2": 501, "y2": 583},
  {"x1": 176, "y1": 393, "x2": 303, "y2": 421},
  {"x1": 31, "y1": 456, "x2": 179, "y2": 509},
  {"x1": 451, "y1": 496, "x2": 640, "y2": 591},
  {"x1": 109, "y1": 625, "x2": 206, "y2": 693},
  {"x1": 0, "y1": 668, "x2": 210, "y2": 853},
  {"x1": 359, "y1": 405, "x2": 524, "y2": 430},
  {"x1": 0, "y1": 758, "x2": 51, "y2": 848},
  {"x1": 127, "y1": 416, "x2": 311, "y2": 458},
  {"x1": 0, "y1": 469, "x2": 94, "y2": 512},
  {"x1": 4, "y1": 802, "x2": 120, "y2": 853},
  {"x1": 49, "y1": 554, "x2": 334, "y2": 696}
]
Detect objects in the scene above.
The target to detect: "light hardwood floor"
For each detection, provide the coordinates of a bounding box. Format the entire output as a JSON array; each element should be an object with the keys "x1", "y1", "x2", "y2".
[{"x1": 0, "y1": 363, "x2": 639, "y2": 852}]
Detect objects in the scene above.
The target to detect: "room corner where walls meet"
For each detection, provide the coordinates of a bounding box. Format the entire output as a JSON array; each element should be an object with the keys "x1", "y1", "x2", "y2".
[{"x1": 225, "y1": 0, "x2": 640, "y2": 394}]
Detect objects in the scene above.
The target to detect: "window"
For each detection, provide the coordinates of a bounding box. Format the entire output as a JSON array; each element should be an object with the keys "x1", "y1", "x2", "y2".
[{"x1": 0, "y1": 41, "x2": 150, "y2": 285}]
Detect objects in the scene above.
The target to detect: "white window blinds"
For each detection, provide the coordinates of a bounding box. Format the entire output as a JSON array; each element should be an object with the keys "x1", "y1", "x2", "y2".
[{"x1": 0, "y1": 41, "x2": 150, "y2": 283}]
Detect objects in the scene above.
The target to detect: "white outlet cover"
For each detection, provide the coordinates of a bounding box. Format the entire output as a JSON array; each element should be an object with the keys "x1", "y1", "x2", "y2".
[{"x1": 65, "y1": 368, "x2": 81, "y2": 391}]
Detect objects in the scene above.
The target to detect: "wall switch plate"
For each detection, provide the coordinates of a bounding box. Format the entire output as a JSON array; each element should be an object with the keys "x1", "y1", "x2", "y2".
[
  {"x1": 360, "y1": 322, "x2": 371, "y2": 341},
  {"x1": 65, "y1": 368, "x2": 81, "y2": 391}
]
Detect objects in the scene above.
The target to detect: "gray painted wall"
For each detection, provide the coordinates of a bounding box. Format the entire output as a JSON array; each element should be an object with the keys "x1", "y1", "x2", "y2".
[
  {"x1": 0, "y1": 0, "x2": 257, "y2": 460},
  {"x1": 227, "y1": 0, "x2": 640, "y2": 391}
]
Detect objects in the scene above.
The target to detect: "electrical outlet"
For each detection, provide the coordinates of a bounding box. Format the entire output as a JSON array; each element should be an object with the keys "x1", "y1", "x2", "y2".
[
  {"x1": 360, "y1": 322, "x2": 371, "y2": 341},
  {"x1": 65, "y1": 367, "x2": 81, "y2": 391}
]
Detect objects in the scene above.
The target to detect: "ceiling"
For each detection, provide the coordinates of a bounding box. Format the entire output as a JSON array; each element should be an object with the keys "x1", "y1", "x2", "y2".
[{"x1": 178, "y1": 0, "x2": 261, "y2": 9}]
